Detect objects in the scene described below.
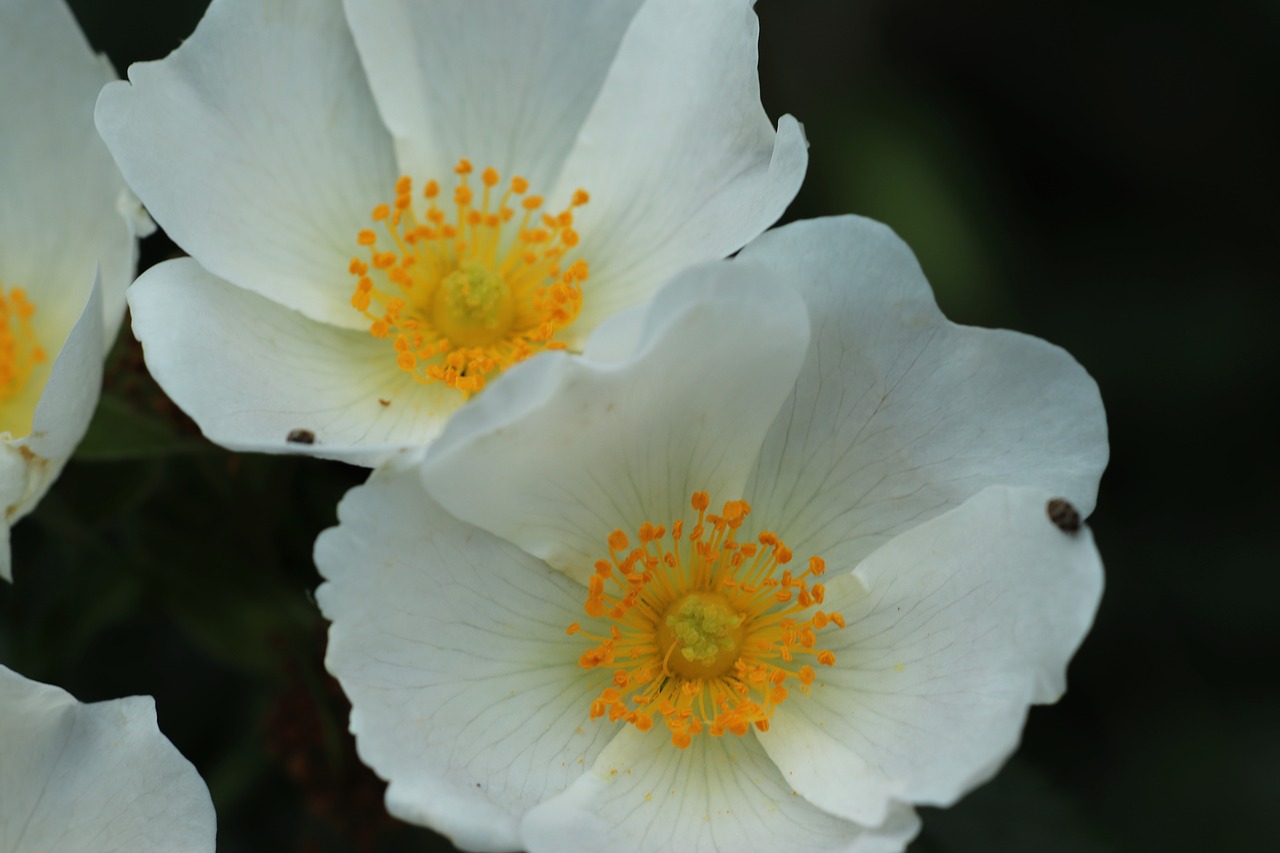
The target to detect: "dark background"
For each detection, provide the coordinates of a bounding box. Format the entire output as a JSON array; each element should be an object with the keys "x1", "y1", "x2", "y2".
[{"x1": 2, "y1": 0, "x2": 1275, "y2": 850}]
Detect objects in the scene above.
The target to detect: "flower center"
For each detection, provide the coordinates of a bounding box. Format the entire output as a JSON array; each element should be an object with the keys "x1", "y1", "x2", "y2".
[
  {"x1": 570, "y1": 492, "x2": 845, "y2": 749},
  {"x1": 0, "y1": 284, "x2": 46, "y2": 407},
  {"x1": 657, "y1": 592, "x2": 745, "y2": 679},
  {"x1": 430, "y1": 260, "x2": 515, "y2": 347},
  {"x1": 349, "y1": 159, "x2": 589, "y2": 397}
]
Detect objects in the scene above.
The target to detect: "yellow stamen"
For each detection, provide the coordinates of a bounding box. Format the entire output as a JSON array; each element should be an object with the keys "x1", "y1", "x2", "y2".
[
  {"x1": 0, "y1": 283, "x2": 46, "y2": 407},
  {"x1": 574, "y1": 492, "x2": 843, "y2": 748},
  {"x1": 349, "y1": 160, "x2": 590, "y2": 398}
]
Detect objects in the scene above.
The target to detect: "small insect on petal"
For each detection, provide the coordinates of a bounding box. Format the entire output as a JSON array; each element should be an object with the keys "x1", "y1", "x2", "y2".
[
  {"x1": 286, "y1": 429, "x2": 316, "y2": 445},
  {"x1": 1046, "y1": 498, "x2": 1081, "y2": 533}
]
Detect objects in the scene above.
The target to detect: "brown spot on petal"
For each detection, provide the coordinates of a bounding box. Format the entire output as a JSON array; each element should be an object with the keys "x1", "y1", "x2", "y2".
[
  {"x1": 1046, "y1": 498, "x2": 1081, "y2": 533},
  {"x1": 286, "y1": 429, "x2": 316, "y2": 445}
]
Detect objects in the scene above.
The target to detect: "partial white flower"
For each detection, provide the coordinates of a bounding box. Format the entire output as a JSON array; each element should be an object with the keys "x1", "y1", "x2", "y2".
[
  {"x1": 0, "y1": 665, "x2": 216, "y2": 852},
  {"x1": 316, "y1": 216, "x2": 1108, "y2": 852},
  {"x1": 0, "y1": 0, "x2": 150, "y2": 581},
  {"x1": 96, "y1": 0, "x2": 807, "y2": 466}
]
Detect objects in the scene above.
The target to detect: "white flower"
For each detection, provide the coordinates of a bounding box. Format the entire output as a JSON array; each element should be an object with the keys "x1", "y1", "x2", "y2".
[
  {"x1": 315, "y1": 216, "x2": 1108, "y2": 852},
  {"x1": 95, "y1": 0, "x2": 807, "y2": 467},
  {"x1": 0, "y1": 0, "x2": 150, "y2": 581},
  {"x1": 0, "y1": 665, "x2": 216, "y2": 852}
]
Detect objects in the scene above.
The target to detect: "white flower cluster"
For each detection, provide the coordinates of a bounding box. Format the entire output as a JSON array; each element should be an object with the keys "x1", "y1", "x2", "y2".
[
  {"x1": 4, "y1": 0, "x2": 1108, "y2": 850},
  {"x1": 0, "y1": 0, "x2": 213, "y2": 848}
]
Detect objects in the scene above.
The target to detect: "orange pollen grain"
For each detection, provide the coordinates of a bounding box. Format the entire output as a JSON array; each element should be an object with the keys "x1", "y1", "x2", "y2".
[
  {"x1": 0, "y1": 284, "x2": 46, "y2": 406},
  {"x1": 572, "y1": 492, "x2": 844, "y2": 749},
  {"x1": 348, "y1": 160, "x2": 590, "y2": 399}
]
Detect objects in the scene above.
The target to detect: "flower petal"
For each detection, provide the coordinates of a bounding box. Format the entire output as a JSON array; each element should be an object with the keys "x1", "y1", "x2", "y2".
[
  {"x1": 740, "y1": 216, "x2": 1109, "y2": 573},
  {"x1": 556, "y1": 0, "x2": 808, "y2": 343},
  {"x1": 0, "y1": 666, "x2": 216, "y2": 852},
  {"x1": 24, "y1": 278, "x2": 105, "y2": 462},
  {"x1": 344, "y1": 0, "x2": 644, "y2": 189},
  {"x1": 128, "y1": 259, "x2": 455, "y2": 466},
  {"x1": 420, "y1": 258, "x2": 810, "y2": 584},
  {"x1": 95, "y1": 0, "x2": 396, "y2": 330},
  {"x1": 522, "y1": 727, "x2": 921, "y2": 853},
  {"x1": 758, "y1": 486, "x2": 1104, "y2": 827},
  {"x1": 1, "y1": 278, "x2": 104, "y2": 581},
  {"x1": 0, "y1": 0, "x2": 139, "y2": 346},
  {"x1": 315, "y1": 461, "x2": 613, "y2": 851}
]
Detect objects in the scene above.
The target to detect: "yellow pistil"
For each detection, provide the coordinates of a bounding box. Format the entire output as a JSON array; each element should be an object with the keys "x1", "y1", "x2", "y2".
[
  {"x1": 570, "y1": 492, "x2": 845, "y2": 749},
  {"x1": 0, "y1": 283, "x2": 46, "y2": 409},
  {"x1": 350, "y1": 160, "x2": 590, "y2": 397}
]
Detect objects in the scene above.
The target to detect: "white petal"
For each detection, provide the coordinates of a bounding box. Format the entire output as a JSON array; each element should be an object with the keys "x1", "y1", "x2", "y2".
[
  {"x1": 740, "y1": 216, "x2": 1109, "y2": 573},
  {"x1": 24, "y1": 278, "x2": 105, "y2": 462},
  {"x1": 420, "y1": 259, "x2": 810, "y2": 584},
  {"x1": 522, "y1": 727, "x2": 921, "y2": 853},
  {"x1": 128, "y1": 259, "x2": 458, "y2": 466},
  {"x1": 315, "y1": 462, "x2": 613, "y2": 852},
  {"x1": 0, "y1": 666, "x2": 216, "y2": 853},
  {"x1": 557, "y1": 0, "x2": 808, "y2": 342},
  {"x1": 95, "y1": 0, "x2": 397, "y2": 330},
  {"x1": 1, "y1": 279, "x2": 104, "y2": 581},
  {"x1": 0, "y1": 0, "x2": 137, "y2": 347},
  {"x1": 344, "y1": 0, "x2": 643, "y2": 189},
  {"x1": 758, "y1": 486, "x2": 1104, "y2": 827}
]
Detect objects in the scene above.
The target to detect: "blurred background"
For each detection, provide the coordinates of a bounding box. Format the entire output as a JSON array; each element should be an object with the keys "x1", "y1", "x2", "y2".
[{"x1": 2, "y1": 0, "x2": 1275, "y2": 850}]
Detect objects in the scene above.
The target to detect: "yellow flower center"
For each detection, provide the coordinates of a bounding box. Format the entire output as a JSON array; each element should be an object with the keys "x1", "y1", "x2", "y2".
[
  {"x1": 570, "y1": 492, "x2": 845, "y2": 749},
  {"x1": 0, "y1": 283, "x2": 46, "y2": 409},
  {"x1": 658, "y1": 592, "x2": 745, "y2": 679},
  {"x1": 349, "y1": 159, "x2": 589, "y2": 397}
]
